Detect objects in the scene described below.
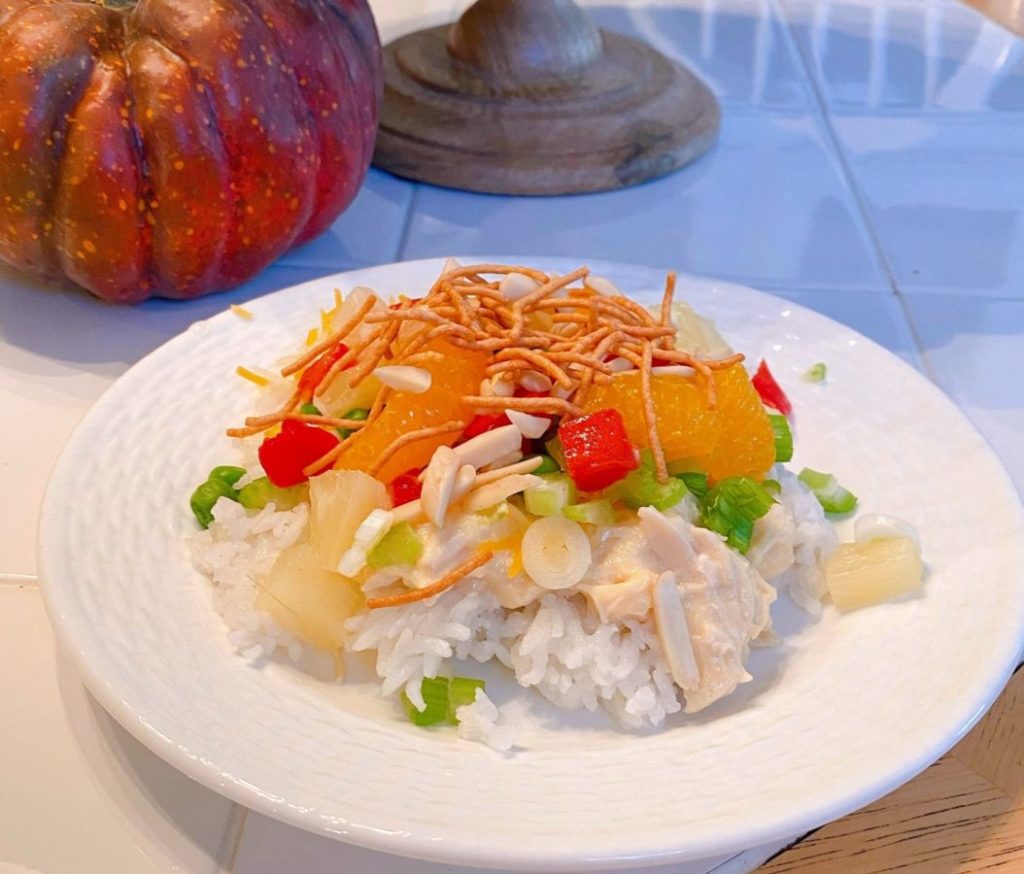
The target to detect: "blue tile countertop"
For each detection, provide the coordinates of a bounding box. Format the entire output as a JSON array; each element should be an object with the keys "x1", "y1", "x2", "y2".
[{"x1": 1, "y1": 0, "x2": 1021, "y2": 872}]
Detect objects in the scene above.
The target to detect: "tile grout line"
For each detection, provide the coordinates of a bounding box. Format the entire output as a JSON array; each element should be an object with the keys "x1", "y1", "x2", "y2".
[
  {"x1": 0, "y1": 573, "x2": 38, "y2": 587},
  {"x1": 214, "y1": 805, "x2": 249, "y2": 874},
  {"x1": 394, "y1": 183, "x2": 421, "y2": 262},
  {"x1": 769, "y1": 0, "x2": 940, "y2": 383}
]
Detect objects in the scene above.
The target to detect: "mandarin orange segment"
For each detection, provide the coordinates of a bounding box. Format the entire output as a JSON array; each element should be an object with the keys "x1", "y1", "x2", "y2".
[
  {"x1": 336, "y1": 340, "x2": 488, "y2": 484},
  {"x1": 582, "y1": 372, "x2": 718, "y2": 461},
  {"x1": 690, "y1": 365, "x2": 775, "y2": 481},
  {"x1": 580, "y1": 363, "x2": 775, "y2": 481}
]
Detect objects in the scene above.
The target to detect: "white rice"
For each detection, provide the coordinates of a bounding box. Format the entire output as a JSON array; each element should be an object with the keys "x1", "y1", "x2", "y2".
[{"x1": 189, "y1": 473, "x2": 836, "y2": 750}]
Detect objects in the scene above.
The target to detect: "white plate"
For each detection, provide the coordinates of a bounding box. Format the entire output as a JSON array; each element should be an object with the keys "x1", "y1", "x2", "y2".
[{"x1": 39, "y1": 258, "x2": 1024, "y2": 871}]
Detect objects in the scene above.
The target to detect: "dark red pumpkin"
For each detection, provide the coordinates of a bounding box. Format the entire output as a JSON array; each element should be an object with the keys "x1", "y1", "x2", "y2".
[{"x1": 0, "y1": 0, "x2": 381, "y2": 302}]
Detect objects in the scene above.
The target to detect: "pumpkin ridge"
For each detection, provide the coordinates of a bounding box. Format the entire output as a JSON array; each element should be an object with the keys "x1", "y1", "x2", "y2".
[
  {"x1": 0, "y1": 4, "x2": 108, "y2": 277},
  {"x1": 310, "y1": 0, "x2": 380, "y2": 219},
  {"x1": 54, "y1": 50, "x2": 154, "y2": 301},
  {"x1": 123, "y1": 33, "x2": 234, "y2": 295},
  {"x1": 117, "y1": 38, "x2": 160, "y2": 297},
  {"x1": 233, "y1": 0, "x2": 323, "y2": 253},
  {"x1": 271, "y1": 0, "x2": 368, "y2": 245}
]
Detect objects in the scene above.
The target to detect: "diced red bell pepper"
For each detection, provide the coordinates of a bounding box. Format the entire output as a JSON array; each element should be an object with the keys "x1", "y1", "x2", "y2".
[
  {"x1": 460, "y1": 413, "x2": 510, "y2": 442},
  {"x1": 390, "y1": 468, "x2": 423, "y2": 506},
  {"x1": 297, "y1": 341, "x2": 349, "y2": 400},
  {"x1": 558, "y1": 408, "x2": 638, "y2": 492},
  {"x1": 751, "y1": 359, "x2": 792, "y2": 416},
  {"x1": 258, "y1": 420, "x2": 339, "y2": 487}
]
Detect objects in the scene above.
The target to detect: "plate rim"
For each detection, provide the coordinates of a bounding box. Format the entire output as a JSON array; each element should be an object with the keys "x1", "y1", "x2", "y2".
[{"x1": 37, "y1": 256, "x2": 1024, "y2": 870}]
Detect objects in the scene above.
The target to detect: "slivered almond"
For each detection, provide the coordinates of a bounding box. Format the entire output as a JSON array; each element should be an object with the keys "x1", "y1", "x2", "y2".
[
  {"x1": 652, "y1": 571, "x2": 700, "y2": 690},
  {"x1": 517, "y1": 370, "x2": 552, "y2": 393},
  {"x1": 373, "y1": 365, "x2": 432, "y2": 393},
  {"x1": 463, "y1": 474, "x2": 541, "y2": 513},
  {"x1": 453, "y1": 424, "x2": 522, "y2": 470},
  {"x1": 421, "y1": 445, "x2": 460, "y2": 526},
  {"x1": 499, "y1": 272, "x2": 540, "y2": 301},
  {"x1": 586, "y1": 276, "x2": 622, "y2": 297},
  {"x1": 507, "y1": 409, "x2": 549, "y2": 439}
]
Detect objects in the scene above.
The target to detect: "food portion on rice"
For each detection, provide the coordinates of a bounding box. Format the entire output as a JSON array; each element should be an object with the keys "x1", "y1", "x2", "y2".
[{"x1": 189, "y1": 261, "x2": 924, "y2": 750}]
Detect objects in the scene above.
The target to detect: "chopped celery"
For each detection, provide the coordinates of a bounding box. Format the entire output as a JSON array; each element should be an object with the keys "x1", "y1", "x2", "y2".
[
  {"x1": 208, "y1": 465, "x2": 246, "y2": 487},
  {"x1": 804, "y1": 362, "x2": 827, "y2": 383},
  {"x1": 611, "y1": 450, "x2": 686, "y2": 510},
  {"x1": 402, "y1": 675, "x2": 486, "y2": 726},
  {"x1": 366, "y1": 521, "x2": 423, "y2": 569},
  {"x1": 524, "y1": 473, "x2": 577, "y2": 517},
  {"x1": 237, "y1": 476, "x2": 308, "y2": 511},
  {"x1": 768, "y1": 414, "x2": 793, "y2": 463},
  {"x1": 563, "y1": 499, "x2": 616, "y2": 526},
  {"x1": 698, "y1": 476, "x2": 776, "y2": 553},
  {"x1": 799, "y1": 467, "x2": 858, "y2": 513},
  {"x1": 677, "y1": 471, "x2": 709, "y2": 500},
  {"x1": 527, "y1": 454, "x2": 561, "y2": 474}
]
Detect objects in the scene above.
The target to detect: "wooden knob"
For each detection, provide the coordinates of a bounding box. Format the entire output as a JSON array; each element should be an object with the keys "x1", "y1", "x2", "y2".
[
  {"x1": 373, "y1": 0, "x2": 720, "y2": 195},
  {"x1": 447, "y1": 0, "x2": 601, "y2": 87}
]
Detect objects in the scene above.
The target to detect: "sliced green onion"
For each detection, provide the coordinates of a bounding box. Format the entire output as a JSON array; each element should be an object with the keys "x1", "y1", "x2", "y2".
[
  {"x1": 339, "y1": 406, "x2": 370, "y2": 439},
  {"x1": 762, "y1": 478, "x2": 781, "y2": 496},
  {"x1": 768, "y1": 414, "x2": 793, "y2": 463},
  {"x1": 804, "y1": 362, "x2": 827, "y2": 383},
  {"x1": 563, "y1": 499, "x2": 616, "y2": 526},
  {"x1": 208, "y1": 465, "x2": 246, "y2": 487},
  {"x1": 526, "y1": 454, "x2": 561, "y2": 475},
  {"x1": 448, "y1": 676, "x2": 485, "y2": 715},
  {"x1": 676, "y1": 471, "x2": 709, "y2": 501},
  {"x1": 698, "y1": 476, "x2": 776, "y2": 554},
  {"x1": 403, "y1": 677, "x2": 450, "y2": 726},
  {"x1": 367, "y1": 521, "x2": 423, "y2": 569},
  {"x1": 402, "y1": 675, "x2": 486, "y2": 726},
  {"x1": 798, "y1": 467, "x2": 858, "y2": 513},
  {"x1": 524, "y1": 473, "x2": 577, "y2": 517},
  {"x1": 189, "y1": 478, "x2": 239, "y2": 528},
  {"x1": 299, "y1": 402, "x2": 322, "y2": 416},
  {"x1": 236, "y1": 476, "x2": 308, "y2": 511}
]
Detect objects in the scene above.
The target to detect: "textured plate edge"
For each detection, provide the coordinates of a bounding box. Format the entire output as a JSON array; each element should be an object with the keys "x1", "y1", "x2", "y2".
[{"x1": 35, "y1": 256, "x2": 1024, "y2": 871}]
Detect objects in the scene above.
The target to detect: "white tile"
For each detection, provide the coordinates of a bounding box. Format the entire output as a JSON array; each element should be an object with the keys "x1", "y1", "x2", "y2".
[
  {"x1": 779, "y1": 0, "x2": 1024, "y2": 114},
  {"x1": 0, "y1": 585, "x2": 236, "y2": 873},
  {"x1": 278, "y1": 169, "x2": 415, "y2": 269},
  {"x1": 401, "y1": 109, "x2": 888, "y2": 292},
  {"x1": 371, "y1": 0, "x2": 462, "y2": 45},
  {"x1": 770, "y1": 288, "x2": 925, "y2": 369},
  {"x1": 904, "y1": 295, "x2": 1024, "y2": 493},
  {"x1": 830, "y1": 114, "x2": 1024, "y2": 297},
  {"x1": 231, "y1": 811, "x2": 743, "y2": 874},
  {"x1": 576, "y1": 0, "x2": 813, "y2": 108},
  {"x1": 0, "y1": 264, "x2": 334, "y2": 577}
]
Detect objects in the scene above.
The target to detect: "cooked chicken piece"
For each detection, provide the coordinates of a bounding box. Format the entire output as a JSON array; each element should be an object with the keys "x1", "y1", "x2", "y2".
[
  {"x1": 582, "y1": 573, "x2": 654, "y2": 623},
  {"x1": 639, "y1": 508, "x2": 775, "y2": 713}
]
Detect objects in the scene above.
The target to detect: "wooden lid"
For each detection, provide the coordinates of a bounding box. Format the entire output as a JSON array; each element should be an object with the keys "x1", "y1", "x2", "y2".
[{"x1": 372, "y1": 0, "x2": 720, "y2": 195}]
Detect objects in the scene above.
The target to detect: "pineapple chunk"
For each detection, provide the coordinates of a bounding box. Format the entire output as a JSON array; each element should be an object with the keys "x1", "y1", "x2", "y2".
[
  {"x1": 315, "y1": 371, "x2": 380, "y2": 420},
  {"x1": 826, "y1": 536, "x2": 923, "y2": 612},
  {"x1": 256, "y1": 543, "x2": 363, "y2": 656},
  {"x1": 309, "y1": 469, "x2": 389, "y2": 572}
]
